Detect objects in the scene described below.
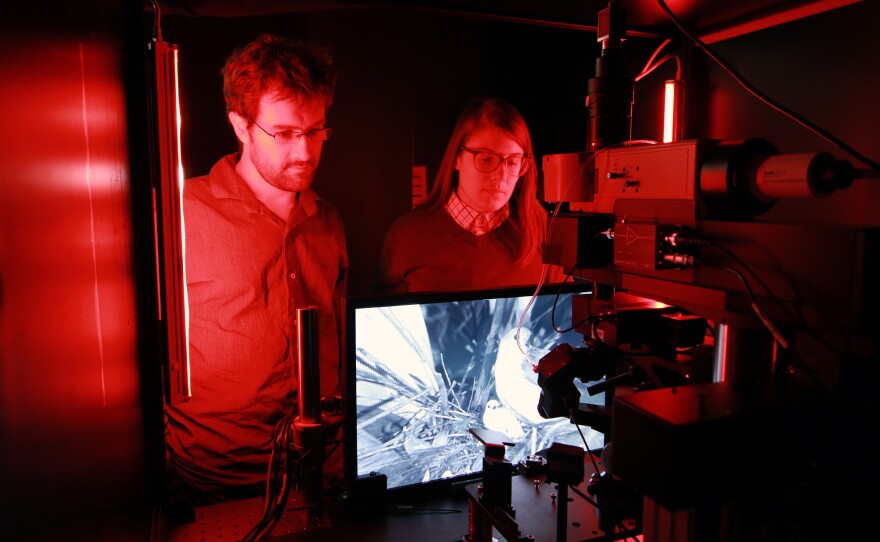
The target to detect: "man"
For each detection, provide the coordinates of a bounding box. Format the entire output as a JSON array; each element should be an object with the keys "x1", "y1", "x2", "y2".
[{"x1": 165, "y1": 34, "x2": 348, "y2": 506}]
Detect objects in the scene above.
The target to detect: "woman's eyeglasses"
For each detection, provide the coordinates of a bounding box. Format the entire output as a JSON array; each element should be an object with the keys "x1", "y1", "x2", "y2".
[{"x1": 461, "y1": 146, "x2": 530, "y2": 176}]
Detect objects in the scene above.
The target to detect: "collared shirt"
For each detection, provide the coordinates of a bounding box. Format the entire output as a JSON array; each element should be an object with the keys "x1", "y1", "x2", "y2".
[
  {"x1": 445, "y1": 190, "x2": 510, "y2": 236},
  {"x1": 166, "y1": 153, "x2": 348, "y2": 496}
]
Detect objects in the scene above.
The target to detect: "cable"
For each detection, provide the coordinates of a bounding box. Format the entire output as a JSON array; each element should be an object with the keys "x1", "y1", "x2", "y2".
[
  {"x1": 634, "y1": 53, "x2": 681, "y2": 82},
  {"x1": 674, "y1": 233, "x2": 839, "y2": 349},
  {"x1": 705, "y1": 263, "x2": 826, "y2": 392},
  {"x1": 718, "y1": 264, "x2": 789, "y2": 349},
  {"x1": 634, "y1": 36, "x2": 681, "y2": 82},
  {"x1": 569, "y1": 482, "x2": 602, "y2": 510},
  {"x1": 515, "y1": 262, "x2": 549, "y2": 367},
  {"x1": 243, "y1": 406, "x2": 344, "y2": 540},
  {"x1": 516, "y1": 170, "x2": 575, "y2": 362},
  {"x1": 240, "y1": 410, "x2": 299, "y2": 542},
  {"x1": 639, "y1": 38, "x2": 672, "y2": 75},
  {"x1": 147, "y1": 0, "x2": 162, "y2": 43},
  {"x1": 549, "y1": 264, "x2": 600, "y2": 334},
  {"x1": 706, "y1": 320, "x2": 715, "y2": 337},
  {"x1": 669, "y1": 230, "x2": 840, "y2": 393},
  {"x1": 709, "y1": 242, "x2": 804, "y2": 325},
  {"x1": 570, "y1": 407, "x2": 602, "y2": 476},
  {"x1": 656, "y1": 0, "x2": 880, "y2": 172},
  {"x1": 539, "y1": 150, "x2": 597, "y2": 342},
  {"x1": 690, "y1": 235, "x2": 847, "y2": 362},
  {"x1": 549, "y1": 264, "x2": 577, "y2": 333}
]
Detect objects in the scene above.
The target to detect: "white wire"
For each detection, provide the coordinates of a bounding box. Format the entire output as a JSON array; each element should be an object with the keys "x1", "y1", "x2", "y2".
[{"x1": 515, "y1": 154, "x2": 592, "y2": 365}]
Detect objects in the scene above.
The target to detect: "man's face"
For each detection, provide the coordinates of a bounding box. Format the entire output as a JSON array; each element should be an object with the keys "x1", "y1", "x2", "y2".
[{"x1": 245, "y1": 95, "x2": 328, "y2": 193}]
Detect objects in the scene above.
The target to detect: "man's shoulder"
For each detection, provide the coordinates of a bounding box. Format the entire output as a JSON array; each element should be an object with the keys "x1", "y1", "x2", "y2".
[
  {"x1": 183, "y1": 155, "x2": 237, "y2": 197},
  {"x1": 182, "y1": 174, "x2": 213, "y2": 206},
  {"x1": 183, "y1": 173, "x2": 210, "y2": 190}
]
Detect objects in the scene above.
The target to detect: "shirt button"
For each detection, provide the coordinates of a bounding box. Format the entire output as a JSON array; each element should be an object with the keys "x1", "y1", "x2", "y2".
[{"x1": 289, "y1": 273, "x2": 296, "y2": 279}]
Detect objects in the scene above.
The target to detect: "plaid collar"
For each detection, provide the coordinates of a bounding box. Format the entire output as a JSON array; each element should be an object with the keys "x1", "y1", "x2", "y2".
[{"x1": 445, "y1": 190, "x2": 510, "y2": 236}]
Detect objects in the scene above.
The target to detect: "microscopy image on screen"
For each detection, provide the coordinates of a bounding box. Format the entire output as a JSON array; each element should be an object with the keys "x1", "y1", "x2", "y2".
[{"x1": 352, "y1": 290, "x2": 604, "y2": 491}]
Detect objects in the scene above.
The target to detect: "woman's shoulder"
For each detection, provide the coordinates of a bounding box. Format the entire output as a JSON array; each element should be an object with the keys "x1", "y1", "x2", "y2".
[{"x1": 388, "y1": 206, "x2": 450, "y2": 231}]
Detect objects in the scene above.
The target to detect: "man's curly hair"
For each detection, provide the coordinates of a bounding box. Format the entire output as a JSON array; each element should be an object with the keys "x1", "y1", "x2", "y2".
[{"x1": 222, "y1": 33, "x2": 337, "y2": 122}]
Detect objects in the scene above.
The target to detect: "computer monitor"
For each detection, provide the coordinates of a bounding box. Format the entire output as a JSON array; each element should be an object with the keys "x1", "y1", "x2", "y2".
[{"x1": 342, "y1": 282, "x2": 604, "y2": 498}]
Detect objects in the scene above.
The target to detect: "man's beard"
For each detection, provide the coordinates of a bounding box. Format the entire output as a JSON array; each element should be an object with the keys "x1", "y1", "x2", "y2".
[{"x1": 250, "y1": 146, "x2": 316, "y2": 193}]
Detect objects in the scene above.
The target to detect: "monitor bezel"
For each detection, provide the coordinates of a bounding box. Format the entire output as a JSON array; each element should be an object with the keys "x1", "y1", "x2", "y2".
[{"x1": 342, "y1": 280, "x2": 594, "y2": 501}]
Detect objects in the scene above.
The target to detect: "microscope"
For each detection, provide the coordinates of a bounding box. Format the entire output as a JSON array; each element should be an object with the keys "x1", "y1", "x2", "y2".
[{"x1": 468, "y1": 1, "x2": 878, "y2": 540}]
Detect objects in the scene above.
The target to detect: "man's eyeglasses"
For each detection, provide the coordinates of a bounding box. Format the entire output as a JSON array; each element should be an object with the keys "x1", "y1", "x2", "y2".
[
  {"x1": 461, "y1": 146, "x2": 530, "y2": 176},
  {"x1": 252, "y1": 120, "x2": 333, "y2": 144}
]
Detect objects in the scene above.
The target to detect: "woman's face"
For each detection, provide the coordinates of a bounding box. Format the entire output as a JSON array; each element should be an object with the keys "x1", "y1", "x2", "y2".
[{"x1": 455, "y1": 126, "x2": 525, "y2": 214}]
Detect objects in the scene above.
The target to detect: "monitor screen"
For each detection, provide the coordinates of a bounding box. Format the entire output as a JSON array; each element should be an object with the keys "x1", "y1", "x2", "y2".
[{"x1": 343, "y1": 282, "x2": 605, "y2": 497}]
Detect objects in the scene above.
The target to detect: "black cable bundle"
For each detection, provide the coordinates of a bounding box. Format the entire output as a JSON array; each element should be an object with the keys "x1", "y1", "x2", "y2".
[{"x1": 239, "y1": 409, "x2": 300, "y2": 542}]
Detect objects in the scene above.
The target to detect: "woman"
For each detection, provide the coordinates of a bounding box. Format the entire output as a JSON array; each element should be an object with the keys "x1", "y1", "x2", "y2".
[
  {"x1": 378, "y1": 97, "x2": 563, "y2": 293},
  {"x1": 372, "y1": 99, "x2": 590, "y2": 465}
]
